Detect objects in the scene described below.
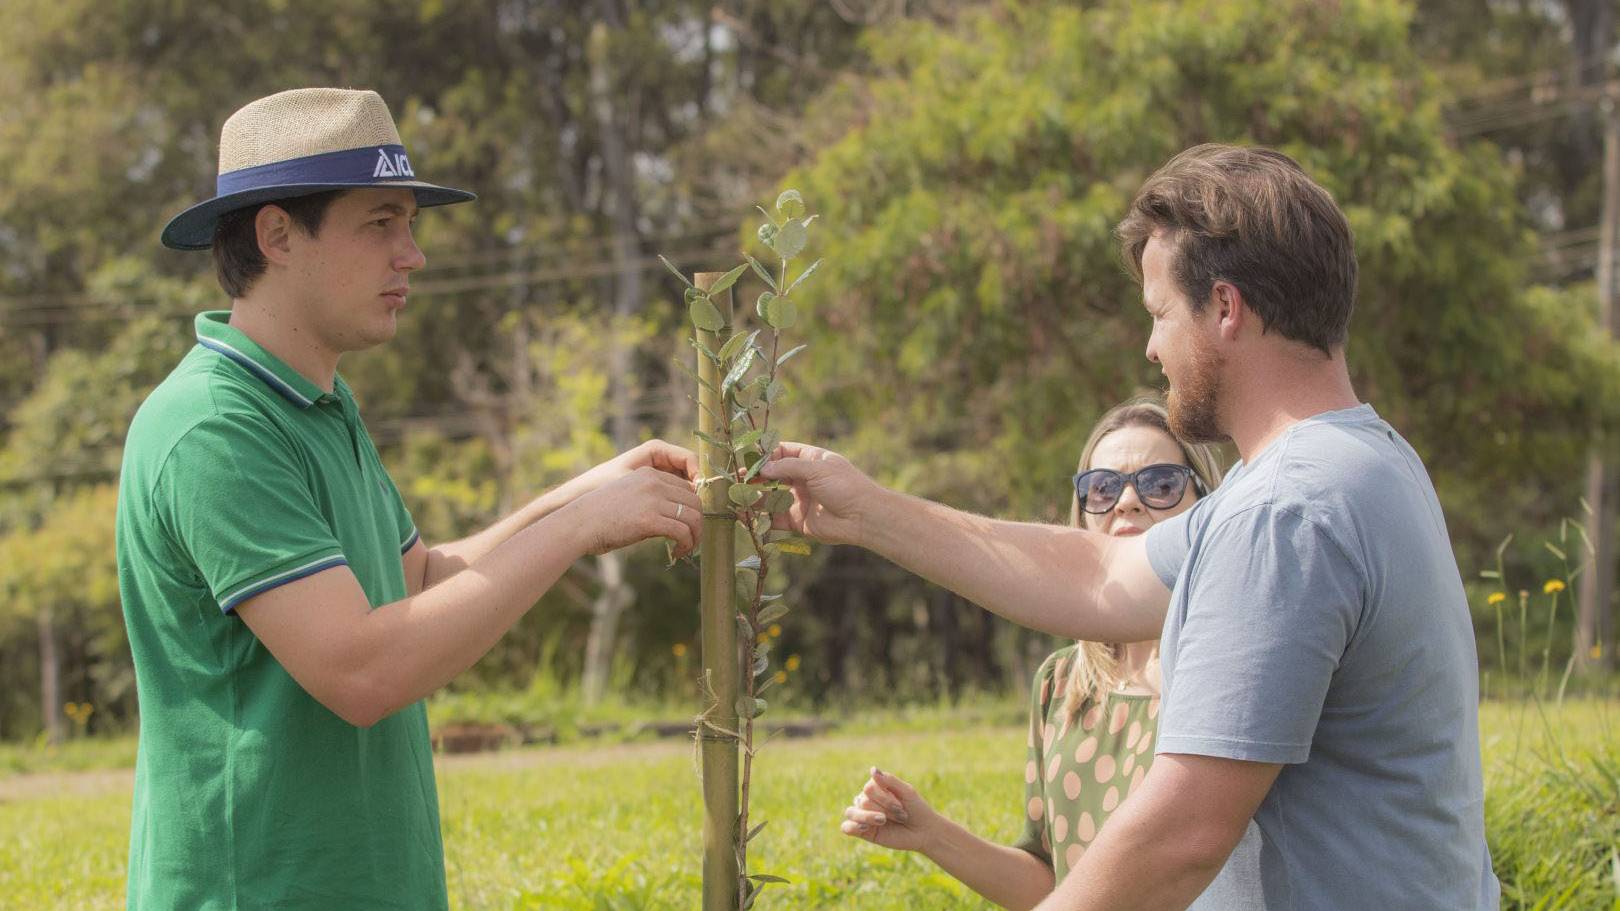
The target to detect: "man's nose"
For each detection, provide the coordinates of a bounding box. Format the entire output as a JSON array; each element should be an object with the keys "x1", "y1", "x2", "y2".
[{"x1": 397, "y1": 232, "x2": 427, "y2": 272}]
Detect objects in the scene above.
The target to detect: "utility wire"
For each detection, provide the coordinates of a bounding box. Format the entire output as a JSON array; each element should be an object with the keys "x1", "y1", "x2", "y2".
[
  {"x1": 0, "y1": 228, "x2": 739, "y2": 312},
  {"x1": 0, "y1": 243, "x2": 743, "y2": 329}
]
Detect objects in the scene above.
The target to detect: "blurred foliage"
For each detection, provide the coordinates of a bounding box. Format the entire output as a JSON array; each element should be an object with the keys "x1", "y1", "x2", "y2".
[
  {"x1": 0, "y1": 0, "x2": 1615, "y2": 740},
  {"x1": 786, "y1": 0, "x2": 1620, "y2": 568}
]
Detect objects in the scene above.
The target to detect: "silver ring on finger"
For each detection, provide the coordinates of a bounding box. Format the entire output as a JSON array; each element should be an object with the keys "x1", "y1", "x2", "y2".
[{"x1": 676, "y1": 503, "x2": 685, "y2": 520}]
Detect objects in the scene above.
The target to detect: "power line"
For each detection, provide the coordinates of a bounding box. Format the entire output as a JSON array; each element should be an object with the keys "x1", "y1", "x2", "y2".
[
  {"x1": 6, "y1": 70, "x2": 1618, "y2": 327},
  {"x1": 0, "y1": 243, "x2": 745, "y2": 329},
  {"x1": 1447, "y1": 56, "x2": 1609, "y2": 110},
  {"x1": 1448, "y1": 77, "x2": 1616, "y2": 137},
  {"x1": 0, "y1": 228, "x2": 739, "y2": 313}
]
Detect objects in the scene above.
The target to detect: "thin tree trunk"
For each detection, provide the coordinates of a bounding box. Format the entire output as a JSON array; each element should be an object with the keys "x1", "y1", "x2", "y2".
[
  {"x1": 38, "y1": 608, "x2": 62, "y2": 745},
  {"x1": 505, "y1": 248, "x2": 532, "y2": 516},
  {"x1": 580, "y1": 549, "x2": 636, "y2": 705},
  {"x1": 975, "y1": 605, "x2": 1001, "y2": 690},
  {"x1": 580, "y1": 15, "x2": 646, "y2": 705},
  {"x1": 1576, "y1": 89, "x2": 1618, "y2": 672},
  {"x1": 932, "y1": 586, "x2": 960, "y2": 699}
]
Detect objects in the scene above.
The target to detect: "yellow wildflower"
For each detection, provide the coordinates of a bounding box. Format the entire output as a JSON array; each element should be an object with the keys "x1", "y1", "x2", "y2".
[
  {"x1": 1591, "y1": 645, "x2": 1603, "y2": 661},
  {"x1": 672, "y1": 643, "x2": 688, "y2": 658},
  {"x1": 1486, "y1": 592, "x2": 1506, "y2": 606},
  {"x1": 1543, "y1": 579, "x2": 1566, "y2": 595},
  {"x1": 773, "y1": 670, "x2": 788, "y2": 684},
  {"x1": 768, "y1": 624, "x2": 783, "y2": 638},
  {"x1": 785, "y1": 655, "x2": 801, "y2": 672}
]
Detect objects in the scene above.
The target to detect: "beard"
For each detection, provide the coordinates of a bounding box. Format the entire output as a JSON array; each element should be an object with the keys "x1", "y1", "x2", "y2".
[{"x1": 1166, "y1": 333, "x2": 1229, "y2": 444}]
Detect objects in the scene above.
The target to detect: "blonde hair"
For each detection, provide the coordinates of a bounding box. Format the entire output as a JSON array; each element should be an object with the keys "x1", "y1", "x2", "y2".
[{"x1": 1060, "y1": 396, "x2": 1223, "y2": 720}]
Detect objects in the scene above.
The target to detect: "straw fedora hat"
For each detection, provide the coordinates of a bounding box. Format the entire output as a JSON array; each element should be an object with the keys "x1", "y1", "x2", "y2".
[{"x1": 161, "y1": 87, "x2": 475, "y2": 251}]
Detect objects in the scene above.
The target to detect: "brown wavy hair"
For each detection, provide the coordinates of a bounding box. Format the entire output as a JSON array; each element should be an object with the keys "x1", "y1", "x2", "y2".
[{"x1": 1116, "y1": 143, "x2": 1357, "y2": 356}]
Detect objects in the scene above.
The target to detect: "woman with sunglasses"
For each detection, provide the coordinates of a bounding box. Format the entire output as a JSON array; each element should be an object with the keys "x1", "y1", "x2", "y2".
[{"x1": 838, "y1": 396, "x2": 1223, "y2": 909}]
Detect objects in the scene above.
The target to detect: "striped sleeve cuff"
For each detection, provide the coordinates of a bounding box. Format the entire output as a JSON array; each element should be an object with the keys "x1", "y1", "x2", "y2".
[
  {"x1": 217, "y1": 553, "x2": 350, "y2": 613},
  {"x1": 400, "y1": 527, "x2": 420, "y2": 554}
]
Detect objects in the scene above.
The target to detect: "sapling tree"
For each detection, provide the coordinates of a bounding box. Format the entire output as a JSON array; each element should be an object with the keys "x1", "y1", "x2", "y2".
[{"x1": 662, "y1": 189, "x2": 819, "y2": 910}]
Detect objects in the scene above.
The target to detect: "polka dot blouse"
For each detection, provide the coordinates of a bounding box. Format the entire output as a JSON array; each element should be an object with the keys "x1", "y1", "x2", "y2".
[{"x1": 1011, "y1": 645, "x2": 1160, "y2": 881}]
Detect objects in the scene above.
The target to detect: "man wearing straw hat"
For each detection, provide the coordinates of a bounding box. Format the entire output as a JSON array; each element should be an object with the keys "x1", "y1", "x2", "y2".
[{"x1": 117, "y1": 88, "x2": 704, "y2": 909}]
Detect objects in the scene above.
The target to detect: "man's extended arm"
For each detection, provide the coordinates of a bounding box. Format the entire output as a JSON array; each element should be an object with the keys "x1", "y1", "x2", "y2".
[
  {"x1": 404, "y1": 439, "x2": 698, "y2": 595},
  {"x1": 239, "y1": 465, "x2": 701, "y2": 727},
  {"x1": 762, "y1": 442, "x2": 1171, "y2": 642}
]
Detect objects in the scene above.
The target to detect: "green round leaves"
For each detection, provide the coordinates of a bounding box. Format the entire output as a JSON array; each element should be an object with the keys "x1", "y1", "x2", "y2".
[
  {"x1": 766, "y1": 296, "x2": 797, "y2": 329},
  {"x1": 688, "y1": 295, "x2": 725, "y2": 331},
  {"x1": 773, "y1": 219, "x2": 808, "y2": 260},
  {"x1": 775, "y1": 189, "x2": 805, "y2": 220},
  {"x1": 757, "y1": 290, "x2": 797, "y2": 330},
  {"x1": 761, "y1": 487, "x2": 794, "y2": 513}
]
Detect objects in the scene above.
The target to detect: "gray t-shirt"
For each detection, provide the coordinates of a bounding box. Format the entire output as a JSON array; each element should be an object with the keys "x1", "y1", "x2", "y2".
[{"x1": 1145, "y1": 404, "x2": 1499, "y2": 910}]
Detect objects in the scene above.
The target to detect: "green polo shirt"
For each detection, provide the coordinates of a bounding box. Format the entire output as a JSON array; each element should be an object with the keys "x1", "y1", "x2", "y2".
[{"x1": 116, "y1": 311, "x2": 445, "y2": 910}]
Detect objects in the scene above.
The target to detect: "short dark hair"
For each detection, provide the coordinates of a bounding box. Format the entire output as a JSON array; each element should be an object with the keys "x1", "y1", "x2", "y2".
[
  {"x1": 211, "y1": 190, "x2": 345, "y2": 298},
  {"x1": 1116, "y1": 144, "x2": 1357, "y2": 355}
]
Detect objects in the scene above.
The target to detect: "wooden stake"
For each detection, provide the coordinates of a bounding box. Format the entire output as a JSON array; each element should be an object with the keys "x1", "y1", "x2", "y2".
[{"x1": 694, "y1": 271, "x2": 740, "y2": 910}]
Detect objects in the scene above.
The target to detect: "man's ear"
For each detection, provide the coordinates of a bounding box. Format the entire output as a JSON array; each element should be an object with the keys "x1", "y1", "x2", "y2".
[
  {"x1": 1211, "y1": 281, "x2": 1246, "y2": 341},
  {"x1": 254, "y1": 205, "x2": 295, "y2": 265}
]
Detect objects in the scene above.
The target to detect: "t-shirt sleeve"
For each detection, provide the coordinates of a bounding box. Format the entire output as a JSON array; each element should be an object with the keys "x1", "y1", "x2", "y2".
[
  {"x1": 1144, "y1": 505, "x2": 1196, "y2": 589},
  {"x1": 1011, "y1": 652, "x2": 1058, "y2": 865},
  {"x1": 1156, "y1": 505, "x2": 1363, "y2": 765},
  {"x1": 157, "y1": 415, "x2": 349, "y2": 613},
  {"x1": 382, "y1": 470, "x2": 419, "y2": 554}
]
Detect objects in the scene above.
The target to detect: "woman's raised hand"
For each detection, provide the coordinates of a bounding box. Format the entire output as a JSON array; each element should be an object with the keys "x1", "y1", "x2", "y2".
[{"x1": 839, "y1": 767, "x2": 942, "y2": 853}]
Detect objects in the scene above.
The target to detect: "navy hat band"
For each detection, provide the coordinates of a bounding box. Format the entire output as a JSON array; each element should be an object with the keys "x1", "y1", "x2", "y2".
[{"x1": 216, "y1": 144, "x2": 419, "y2": 196}]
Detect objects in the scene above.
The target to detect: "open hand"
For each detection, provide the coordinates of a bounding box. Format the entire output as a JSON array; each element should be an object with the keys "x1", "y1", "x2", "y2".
[{"x1": 839, "y1": 767, "x2": 942, "y2": 853}]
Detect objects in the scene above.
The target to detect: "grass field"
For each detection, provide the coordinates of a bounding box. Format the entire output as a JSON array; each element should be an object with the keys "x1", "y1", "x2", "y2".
[{"x1": 2, "y1": 700, "x2": 1616, "y2": 909}]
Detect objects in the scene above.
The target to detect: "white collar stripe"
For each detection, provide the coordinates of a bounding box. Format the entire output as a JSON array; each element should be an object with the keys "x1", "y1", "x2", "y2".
[{"x1": 198, "y1": 337, "x2": 314, "y2": 407}]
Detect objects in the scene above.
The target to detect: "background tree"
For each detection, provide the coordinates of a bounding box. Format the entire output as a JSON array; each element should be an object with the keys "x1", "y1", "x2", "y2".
[
  {"x1": 0, "y1": 0, "x2": 1614, "y2": 741},
  {"x1": 0, "y1": 0, "x2": 876, "y2": 735}
]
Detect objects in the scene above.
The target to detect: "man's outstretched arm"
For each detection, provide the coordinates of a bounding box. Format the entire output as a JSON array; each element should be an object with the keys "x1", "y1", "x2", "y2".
[
  {"x1": 761, "y1": 442, "x2": 1171, "y2": 642},
  {"x1": 239, "y1": 466, "x2": 702, "y2": 727},
  {"x1": 405, "y1": 439, "x2": 699, "y2": 595}
]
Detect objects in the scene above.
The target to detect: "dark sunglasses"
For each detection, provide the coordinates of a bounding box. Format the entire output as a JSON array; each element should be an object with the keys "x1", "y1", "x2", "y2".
[{"x1": 1072, "y1": 463, "x2": 1203, "y2": 514}]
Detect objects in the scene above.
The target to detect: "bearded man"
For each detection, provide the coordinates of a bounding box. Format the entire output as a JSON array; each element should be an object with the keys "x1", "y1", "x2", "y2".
[{"x1": 767, "y1": 144, "x2": 1498, "y2": 911}]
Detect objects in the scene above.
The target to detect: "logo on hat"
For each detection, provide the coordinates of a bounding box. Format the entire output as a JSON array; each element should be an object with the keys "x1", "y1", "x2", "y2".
[
  {"x1": 373, "y1": 148, "x2": 416, "y2": 179},
  {"x1": 160, "y1": 88, "x2": 475, "y2": 251}
]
